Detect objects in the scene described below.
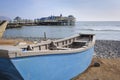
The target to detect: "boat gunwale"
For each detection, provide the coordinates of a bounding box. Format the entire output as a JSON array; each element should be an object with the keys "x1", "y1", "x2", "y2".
[
  {"x1": 8, "y1": 34, "x2": 95, "y2": 58},
  {"x1": 0, "y1": 33, "x2": 95, "y2": 58}
]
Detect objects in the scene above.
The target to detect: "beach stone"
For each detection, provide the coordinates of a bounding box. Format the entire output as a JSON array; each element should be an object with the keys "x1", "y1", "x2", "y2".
[
  {"x1": 95, "y1": 40, "x2": 120, "y2": 58},
  {"x1": 94, "y1": 62, "x2": 100, "y2": 67}
]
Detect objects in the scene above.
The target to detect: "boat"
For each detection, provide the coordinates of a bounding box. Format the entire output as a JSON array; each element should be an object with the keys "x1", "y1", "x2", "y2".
[
  {"x1": 0, "y1": 33, "x2": 95, "y2": 80},
  {"x1": 0, "y1": 21, "x2": 8, "y2": 38}
]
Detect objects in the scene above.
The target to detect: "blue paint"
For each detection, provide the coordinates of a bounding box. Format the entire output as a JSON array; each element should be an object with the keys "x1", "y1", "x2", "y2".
[
  {"x1": 11, "y1": 47, "x2": 94, "y2": 80},
  {"x1": 0, "y1": 58, "x2": 23, "y2": 80}
]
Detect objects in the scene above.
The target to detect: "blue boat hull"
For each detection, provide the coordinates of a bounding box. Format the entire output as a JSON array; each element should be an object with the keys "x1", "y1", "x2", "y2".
[
  {"x1": 10, "y1": 47, "x2": 94, "y2": 80},
  {"x1": 0, "y1": 58, "x2": 23, "y2": 80}
]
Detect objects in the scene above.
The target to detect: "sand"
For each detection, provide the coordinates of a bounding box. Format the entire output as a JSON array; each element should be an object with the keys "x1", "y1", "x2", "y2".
[
  {"x1": 0, "y1": 38, "x2": 33, "y2": 45},
  {"x1": 73, "y1": 58, "x2": 120, "y2": 80}
]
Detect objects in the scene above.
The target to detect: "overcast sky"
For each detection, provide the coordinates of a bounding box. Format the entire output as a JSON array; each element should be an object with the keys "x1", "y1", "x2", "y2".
[{"x1": 0, "y1": 0, "x2": 120, "y2": 21}]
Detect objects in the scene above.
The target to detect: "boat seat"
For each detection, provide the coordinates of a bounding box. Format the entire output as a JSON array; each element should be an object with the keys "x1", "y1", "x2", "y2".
[{"x1": 56, "y1": 47, "x2": 71, "y2": 50}]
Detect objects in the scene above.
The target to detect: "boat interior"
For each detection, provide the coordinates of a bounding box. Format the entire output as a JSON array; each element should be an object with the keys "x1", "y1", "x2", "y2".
[
  {"x1": 0, "y1": 34, "x2": 95, "y2": 58},
  {"x1": 22, "y1": 34, "x2": 94, "y2": 51}
]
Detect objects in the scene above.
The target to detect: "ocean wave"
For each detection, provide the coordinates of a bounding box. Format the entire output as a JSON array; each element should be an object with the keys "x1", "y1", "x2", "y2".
[{"x1": 80, "y1": 28, "x2": 120, "y2": 31}]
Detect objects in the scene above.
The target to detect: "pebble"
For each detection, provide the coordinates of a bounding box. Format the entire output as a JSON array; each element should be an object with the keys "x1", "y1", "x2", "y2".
[{"x1": 95, "y1": 40, "x2": 120, "y2": 58}]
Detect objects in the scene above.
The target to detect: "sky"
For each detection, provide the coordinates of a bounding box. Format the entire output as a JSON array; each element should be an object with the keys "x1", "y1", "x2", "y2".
[{"x1": 0, "y1": 0, "x2": 120, "y2": 21}]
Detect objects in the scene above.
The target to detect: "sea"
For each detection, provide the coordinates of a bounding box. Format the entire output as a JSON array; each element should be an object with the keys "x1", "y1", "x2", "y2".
[{"x1": 3, "y1": 21, "x2": 120, "y2": 40}]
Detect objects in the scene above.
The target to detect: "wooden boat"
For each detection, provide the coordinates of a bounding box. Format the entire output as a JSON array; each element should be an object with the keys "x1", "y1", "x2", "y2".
[
  {"x1": 0, "y1": 33, "x2": 95, "y2": 80},
  {"x1": 0, "y1": 21, "x2": 8, "y2": 38}
]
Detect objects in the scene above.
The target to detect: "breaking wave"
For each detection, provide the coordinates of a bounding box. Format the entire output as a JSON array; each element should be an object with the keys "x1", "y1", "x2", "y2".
[
  {"x1": 80, "y1": 28, "x2": 120, "y2": 31},
  {"x1": 79, "y1": 26, "x2": 120, "y2": 31}
]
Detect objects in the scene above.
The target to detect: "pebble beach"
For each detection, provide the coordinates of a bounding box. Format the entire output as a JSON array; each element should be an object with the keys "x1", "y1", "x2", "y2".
[{"x1": 95, "y1": 40, "x2": 120, "y2": 58}]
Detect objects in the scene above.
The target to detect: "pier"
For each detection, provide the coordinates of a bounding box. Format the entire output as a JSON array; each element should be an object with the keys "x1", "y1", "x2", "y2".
[
  {"x1": 7, "y1": 23, "x2": 37, "y2": 29},
  {"x1": 35, "y1": 14, "x2": 75, "y2": 26},
  {"x1": 6, "y1": 14, "x2": 75, "y2": 28}
]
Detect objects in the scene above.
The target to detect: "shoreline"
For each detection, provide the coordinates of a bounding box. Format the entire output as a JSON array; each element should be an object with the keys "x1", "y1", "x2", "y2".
[{"x1": 3, "y1": 36, "x2": 120, "y2": 42}]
